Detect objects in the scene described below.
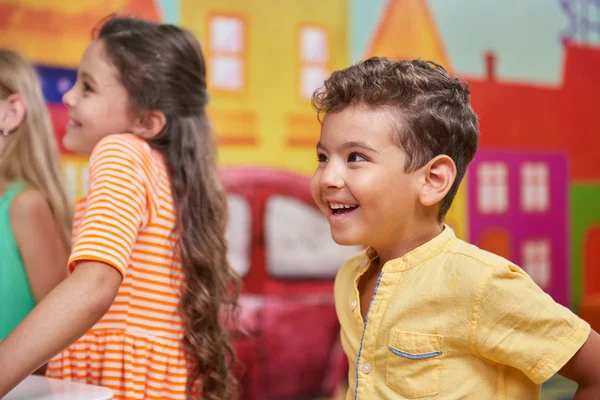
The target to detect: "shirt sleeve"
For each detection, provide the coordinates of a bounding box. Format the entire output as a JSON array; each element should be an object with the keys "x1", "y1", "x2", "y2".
[
  {"x1": 68, "y1": 135, "x2": 148, "y2": 277},
  {"x1": 471, "y1": 263, "x2": 590, "y2": 384}
]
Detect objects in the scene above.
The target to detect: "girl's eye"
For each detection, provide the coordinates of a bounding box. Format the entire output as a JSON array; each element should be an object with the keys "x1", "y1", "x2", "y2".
[
  {"x1": 317, "y1": 153, "x2": 328, "y2": 163},
  {"x1": 82, "y1": 82, "x2": 93, "y2": 92},
  {"x1": 348, "y1": 153, "x2": 367, "y2": 162}
]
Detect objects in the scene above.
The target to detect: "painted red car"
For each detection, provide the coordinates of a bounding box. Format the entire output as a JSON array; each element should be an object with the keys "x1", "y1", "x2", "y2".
[{"x1": 221, "y1": 168, "x2": 355, "y2": 400}]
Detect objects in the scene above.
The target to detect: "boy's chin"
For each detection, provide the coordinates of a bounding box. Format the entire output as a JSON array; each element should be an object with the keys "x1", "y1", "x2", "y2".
[{"x1": 330, "y1": 230, "x2": 363, "y2": 247}]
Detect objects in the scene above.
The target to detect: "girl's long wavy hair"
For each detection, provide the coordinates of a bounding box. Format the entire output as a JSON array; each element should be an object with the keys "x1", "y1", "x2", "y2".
[
  {"x1": 97, "y1": 16, "x2": 240, "y2": 399},
  {"x1": 0, "y1": 49, "x2": 72, "y2": 250}
]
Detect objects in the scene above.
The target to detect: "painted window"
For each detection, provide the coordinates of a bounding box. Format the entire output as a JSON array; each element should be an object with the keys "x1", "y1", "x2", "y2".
[
  {"x1": 225, "y1": 194, "x2": 251, "y2": 277},
  {"x1": 477, "y1": 162, "x2": 509, "y2": 214},
  {"x1": 299, "y1": 26, "x2": 329, "y2": 100},
  {"x1": 520, "y1": 162, "x2": 550, "y2": 212},
  {"x1": 209, "y1": 15, "x2": 245, "y2": 91},
  {"x1": 522, "y1": 239, "x2": 551, "y2": 289}
]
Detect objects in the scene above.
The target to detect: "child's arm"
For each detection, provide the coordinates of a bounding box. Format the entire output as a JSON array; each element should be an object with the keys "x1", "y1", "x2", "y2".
[
  {"x1": 472, "y1": 264, "x2": 594, "y2": 391},
  {"x1": 0, "y1": 260, "x2": 121, "y2": 397},
  {"x1": 558, "y1": 329, "x2": 600, "y2": 399},
  {"x1": 11, "y1": 188, "x2": 68, "y2": 302}
]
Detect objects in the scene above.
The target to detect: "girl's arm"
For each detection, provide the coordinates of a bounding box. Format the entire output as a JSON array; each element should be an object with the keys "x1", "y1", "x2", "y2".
[
  {"x1": 10, "y1": 188, "x2": 69, "y2": 303},
  {"x1": 0, "y1": 261, "x2": 121, "y2": 397}
]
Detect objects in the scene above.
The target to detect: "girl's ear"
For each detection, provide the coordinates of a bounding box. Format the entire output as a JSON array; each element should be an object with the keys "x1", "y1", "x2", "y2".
[
  {"x1": 131, "y1": 110, "x2": 167, "y2": 139},
  {"x1": 0, "y1": 93, "x2": 27, "y2": 133}
]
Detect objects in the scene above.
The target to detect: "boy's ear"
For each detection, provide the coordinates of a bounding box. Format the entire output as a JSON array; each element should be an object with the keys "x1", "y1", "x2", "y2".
[
  {"x1": 131, "y1": 110, "x2": 167, "y2": 140},
  {"x1": 419, "y1": 155, "x2": 456, "y2": 207}
]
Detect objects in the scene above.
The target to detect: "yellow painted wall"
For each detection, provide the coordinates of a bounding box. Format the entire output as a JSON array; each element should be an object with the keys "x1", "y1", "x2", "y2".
[
  {"x1": 445, "y1": 180, "x2": 468, "y2": 240},
  {"x1": 181, "y1": 0, "x2": 349, "y2": 176}
]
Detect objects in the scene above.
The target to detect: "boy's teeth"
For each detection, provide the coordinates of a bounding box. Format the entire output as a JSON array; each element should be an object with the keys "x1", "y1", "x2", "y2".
[{"x1": 330, "y1": 203, "x2": 357, "y2": 209}]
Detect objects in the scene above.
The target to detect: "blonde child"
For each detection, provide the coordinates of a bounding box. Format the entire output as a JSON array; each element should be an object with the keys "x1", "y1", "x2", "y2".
[
  {"x1": 0, "y1": 50, "x2": 71, "y2": 340},
  {"x1": 0, "y1": 17, "x2": 240, "y2": 400},
  {"x1": 312, "y1": 58, "x2": 600, "y2": 399}
]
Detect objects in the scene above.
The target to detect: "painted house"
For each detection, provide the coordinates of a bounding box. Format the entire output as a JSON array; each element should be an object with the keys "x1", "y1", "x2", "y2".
[
  {"x1": 468, "y1": 152, "x2": 569, "y2": 306},
  {"x1": 466, "y1": 44, "x2": 600, "y2": 309}
]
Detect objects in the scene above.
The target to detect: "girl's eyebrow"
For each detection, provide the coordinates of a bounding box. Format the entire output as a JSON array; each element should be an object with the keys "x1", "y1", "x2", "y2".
[{"x1": 79, "y1": 71, "x2": 98, "y2": 86}]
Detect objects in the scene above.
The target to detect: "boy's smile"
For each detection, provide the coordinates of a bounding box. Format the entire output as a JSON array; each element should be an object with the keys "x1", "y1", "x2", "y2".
[{"x1": 327, "y1": 201, "x2": 359, "y2": 220}]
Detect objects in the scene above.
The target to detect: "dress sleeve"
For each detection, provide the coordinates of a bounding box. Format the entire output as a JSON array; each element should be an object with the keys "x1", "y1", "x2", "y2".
[{"x1": 68, "y1": 135, "x2": 148, "y2": 277}]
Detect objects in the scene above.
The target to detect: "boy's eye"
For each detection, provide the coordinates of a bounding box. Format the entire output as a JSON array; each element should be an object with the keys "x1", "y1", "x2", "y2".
[
  {"x1": 348, "y1": 153, "x2": 367, "y2": 162},
  {"x1": 317, "y1": 153, "x2": 328, "y2": 163}
]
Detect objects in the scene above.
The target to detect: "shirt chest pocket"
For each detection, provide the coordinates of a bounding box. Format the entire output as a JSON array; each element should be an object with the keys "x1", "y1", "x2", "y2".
[{"x1": 386, "y1": 330, "x2": 444, "y2": 398}]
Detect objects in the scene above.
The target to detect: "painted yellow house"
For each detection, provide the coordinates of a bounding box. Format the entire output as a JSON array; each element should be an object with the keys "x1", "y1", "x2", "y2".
[
  {"x1": 181, "y1": 0, "x2": 349, "y2": 176},
  {"x1": 364, "y1": 0, "x2": 468, "y2": 239}
]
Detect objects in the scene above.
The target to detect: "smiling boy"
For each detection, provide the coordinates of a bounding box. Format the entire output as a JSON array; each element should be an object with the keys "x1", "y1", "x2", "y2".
[{"x1": 311, "y1": 57, "x2": 600, "y2": 400}]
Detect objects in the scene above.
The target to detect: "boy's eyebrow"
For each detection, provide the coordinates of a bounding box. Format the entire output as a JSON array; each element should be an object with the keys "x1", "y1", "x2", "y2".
[
  {"x1": 316, "y1": 140, "x2": 380, "y2": 154},
  {"x1": 341, "y1": 140, "x2": 379, "y2": 154}
]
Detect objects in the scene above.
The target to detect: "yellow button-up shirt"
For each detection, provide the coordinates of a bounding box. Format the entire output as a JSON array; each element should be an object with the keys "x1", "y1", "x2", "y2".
[{"x1": 335, "y1": 226, "x2": 590, "y2": 399}]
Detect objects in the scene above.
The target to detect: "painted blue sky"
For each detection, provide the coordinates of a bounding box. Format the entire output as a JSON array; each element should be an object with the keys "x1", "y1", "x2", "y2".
[{"x1": 352, "y1": 0, "x2": 594, "y2": 84}]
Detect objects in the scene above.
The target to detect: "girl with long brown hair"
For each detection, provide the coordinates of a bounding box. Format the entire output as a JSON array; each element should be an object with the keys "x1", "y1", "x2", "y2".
[{"x1": 0, "y1": 17, "x2": 239, "y2": 400}]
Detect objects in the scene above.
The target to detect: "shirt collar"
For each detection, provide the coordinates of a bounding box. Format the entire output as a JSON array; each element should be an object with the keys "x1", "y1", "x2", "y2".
[{"x1": 359, "y1": 224, "x2": 456, "y2": 273}]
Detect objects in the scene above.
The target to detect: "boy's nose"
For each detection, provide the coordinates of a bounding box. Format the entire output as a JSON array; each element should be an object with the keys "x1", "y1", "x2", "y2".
[{"x1": 321, "y1": 163, "x2": 344, "y2": 189}]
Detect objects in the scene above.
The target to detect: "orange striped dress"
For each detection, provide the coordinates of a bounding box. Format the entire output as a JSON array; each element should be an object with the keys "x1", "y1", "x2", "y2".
[{"x1": 46, "y1": 134, "x2": 188, "y2": 399}]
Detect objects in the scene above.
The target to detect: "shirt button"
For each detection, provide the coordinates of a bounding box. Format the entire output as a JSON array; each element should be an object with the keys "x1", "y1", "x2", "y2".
[
  {"x1": 350, "y1": 299, "x2": 357, "y2": 310},
  {"x1": 362, "y1": 363, "x2": 372, "y2": 374}
]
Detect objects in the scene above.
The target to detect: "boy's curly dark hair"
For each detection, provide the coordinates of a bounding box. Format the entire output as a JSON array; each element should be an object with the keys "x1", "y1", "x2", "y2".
[{"x1": 312, "y1": 57, "x2": 479, "y2": 219}]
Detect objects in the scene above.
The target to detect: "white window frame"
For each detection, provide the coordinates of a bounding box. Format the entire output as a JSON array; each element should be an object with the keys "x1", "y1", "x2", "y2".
[
  {"x1": 520, "y1": 162, "x2": 550, "y2": 213},
  {"x1": 522, "y1": 239, "x2": 551, "y2": 289},
  {"x1": 299, "y1": 26, "x2": 329, "y2": 100},
  {"x1": 477, "y1": 161, "x2": 509, "y2": 214},
  {"x1": 225, "y1": 194, "x2": 251, "y2": 277},
  {"x1": 209, "y1": 15, "x2": 245, "y2": 91}
]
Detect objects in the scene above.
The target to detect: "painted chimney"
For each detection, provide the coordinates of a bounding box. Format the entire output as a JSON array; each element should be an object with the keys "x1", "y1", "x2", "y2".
[{"x1": 485, "y1": 51, "x2": 496, "y2": 81}]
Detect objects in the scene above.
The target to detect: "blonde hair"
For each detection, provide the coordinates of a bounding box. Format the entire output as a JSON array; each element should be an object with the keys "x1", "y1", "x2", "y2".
[{"x1": 0, "y1": 49, "x2": 73, "y2": 250}]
